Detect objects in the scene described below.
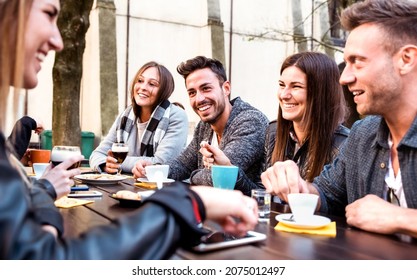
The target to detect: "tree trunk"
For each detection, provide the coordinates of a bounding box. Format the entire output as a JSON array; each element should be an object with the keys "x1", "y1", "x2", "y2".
[
  {"x1": 52, "y1": 0, "x2": 94, "y2": 147},
  {"x1": 97, "y1": 0, "x2": 119, "y2": 138},
  {"x1": 319, "y1": 0, "x2": 335, "y2": 58},
  {"x1": 291, "y1": 0, "x2": 307, "y2": 52}
]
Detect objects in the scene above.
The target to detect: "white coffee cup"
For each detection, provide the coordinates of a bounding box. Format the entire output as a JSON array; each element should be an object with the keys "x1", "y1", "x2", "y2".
[
  {"x1": 145, "y1": 165, "x2": 169, "y2": 182},
  {"x1": 287, "y1": 193, "x2": 319, "y2": 223},
  {"x1": 33, "y1": 163, "x2": 50, "y2": 179}
]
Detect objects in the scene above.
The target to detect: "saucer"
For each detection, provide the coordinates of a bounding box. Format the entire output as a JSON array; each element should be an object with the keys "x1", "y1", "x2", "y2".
[
  {"x1": 74, "y1": 174, "x2": 128, "y2": 185},
  {"x1": 137, "y1": 178, "x2": 175, "y2": 184},
  {"x1": 275, "y1": 214, "x2": 331, "y2": 229},
  {"x1": 138, "y1": 190, "x2": 155, "y2": 199}
]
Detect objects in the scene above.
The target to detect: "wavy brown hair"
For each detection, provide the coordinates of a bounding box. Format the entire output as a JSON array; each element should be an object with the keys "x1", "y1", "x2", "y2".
[
  {"x1": 129, "y1": 61, "x2": 175, "y2": 117},
  {"x1": 176, "y1": 56, "x2": 227, "y2": 87},
  {"x1": 271, "y1": 52, "x2": 347, "y2": 182}
]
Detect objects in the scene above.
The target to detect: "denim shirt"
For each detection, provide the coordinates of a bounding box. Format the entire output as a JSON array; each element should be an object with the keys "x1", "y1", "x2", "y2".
[{"x1": 314, "y1": 115, "x2": 417, "y2": 216}]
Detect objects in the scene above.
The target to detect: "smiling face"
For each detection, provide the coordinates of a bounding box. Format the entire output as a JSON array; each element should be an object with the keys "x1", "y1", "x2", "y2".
[
  {"x1": 278, "y1": 66, "x2": 308, "y2": 127},
  {"x1": 185, "y1": 68, "x2": 230, "y2": 124},
  {"x1": 23, "y1": 0, "x2": 63, "y2": 89},
  {"x1": 340, "y1": 23, "x2": 401, "y2": 116},
  {"x1": 133, "y1": 66, "x2": 160, "y2": 109}
]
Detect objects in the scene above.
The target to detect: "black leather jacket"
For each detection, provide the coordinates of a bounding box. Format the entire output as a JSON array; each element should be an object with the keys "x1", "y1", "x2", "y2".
[
  {"x1": 263, "y1": 120, "x2": 350, "y2": 177},
  {"x1": 0, "y1": 132, "x2": 207, "y2": 259}
]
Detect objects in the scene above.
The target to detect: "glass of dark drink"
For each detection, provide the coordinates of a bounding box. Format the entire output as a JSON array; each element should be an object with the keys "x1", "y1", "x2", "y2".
[
  {"x1": 111, "y1": 142, "x2": 128, "y2": 175},
  {"x1": 51, "y1": 146, "x2": 82, "y2": 169}
]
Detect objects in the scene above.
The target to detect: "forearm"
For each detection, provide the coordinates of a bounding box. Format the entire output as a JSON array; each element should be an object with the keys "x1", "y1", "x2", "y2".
[
  {"x1": 7, "y1": 116, "x2": 36, "y2": 159},
  {"x1": 29, "y1": 184, "x2": 63, "y2": 236},
  {"x1": 234, "y1": 168, "x2": 264, "y2": 196},
  {"x1": 89, "y1": 127, "x2": 116, "y2": 172},
  {"x1": 395, "y1": 208, "x2": 417, "y2": 238},
  {"x1": 168, "y1": 141, "x2": 199, "y2": 181}
]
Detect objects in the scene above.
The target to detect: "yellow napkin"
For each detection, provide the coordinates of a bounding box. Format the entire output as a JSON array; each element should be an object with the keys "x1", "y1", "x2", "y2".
[
  {"x1": 275, "y1": 221, "x2": 337, "y2": 237},
  {"x1": 54, "y1": 196, "x2": 94, "y2": 208},
  {"x1": 134, "y1": 182, "x2": 158, "y2": 190}
]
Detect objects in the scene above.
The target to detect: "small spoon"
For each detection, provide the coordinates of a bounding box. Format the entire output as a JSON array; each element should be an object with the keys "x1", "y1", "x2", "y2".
[{"x1": 283, "y1": 215, "x2": 295, "y2": 222}]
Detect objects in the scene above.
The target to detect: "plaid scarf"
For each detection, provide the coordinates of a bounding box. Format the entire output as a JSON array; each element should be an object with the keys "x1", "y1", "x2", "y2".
[{"x1": 116, "y1": 100, "x2": 171, "y2": 156}]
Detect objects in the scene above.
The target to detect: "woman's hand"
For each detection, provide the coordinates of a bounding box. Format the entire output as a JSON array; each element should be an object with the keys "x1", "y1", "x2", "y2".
[
  {"x1": 104, "y1": 150, "x2": 119, "y2": 174},
  {"x1": 191, "y1": 186, "x2": 258, "y2": 237},
  {"x1": 132, "y1": 160, "x2": 153, "y2": 179},
  {"x1": 41, "y1": 154, "x2": 83, "y2": 199}
]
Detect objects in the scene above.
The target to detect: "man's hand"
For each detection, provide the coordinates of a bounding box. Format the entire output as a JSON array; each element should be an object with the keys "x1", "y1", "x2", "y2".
[
  {"x1": 261, "y1": 160, "x2": 313, "y2": 202},
  {"x1": 199, "y1": 141, "x2": 231, "y2": 168}
]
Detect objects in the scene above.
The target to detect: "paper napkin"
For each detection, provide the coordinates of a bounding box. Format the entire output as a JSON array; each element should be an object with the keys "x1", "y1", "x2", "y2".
[
  {"x1": 134, "y1": 182, "x2": 158, "y2": 190},
  {"x1": 55, "y1": 196, "x2": 94, "y2": 208},
  {"x1": 274, "y1": 221, "x2": 337, "y2": 237}
]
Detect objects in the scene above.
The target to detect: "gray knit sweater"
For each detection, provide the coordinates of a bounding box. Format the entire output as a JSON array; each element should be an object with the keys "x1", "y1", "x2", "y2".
[{"x1": 168, "y1": 97, "x2": 269, "y2": 196}]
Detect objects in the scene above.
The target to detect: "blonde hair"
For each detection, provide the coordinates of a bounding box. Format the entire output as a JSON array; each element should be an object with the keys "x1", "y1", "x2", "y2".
[{"x1": 0, "y1": 0, "x2": 32, "y2": 131}]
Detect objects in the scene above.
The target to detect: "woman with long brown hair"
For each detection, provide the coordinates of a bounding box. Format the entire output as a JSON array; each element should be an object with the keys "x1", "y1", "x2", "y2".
[{"x1": 265, "y1": 52, "x2": 350, "y2": 182}]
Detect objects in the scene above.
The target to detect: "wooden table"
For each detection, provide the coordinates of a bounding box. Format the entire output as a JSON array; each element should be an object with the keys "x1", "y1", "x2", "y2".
[{"x1": 59, "y1": 179, "x2": 417, "y2": 260}]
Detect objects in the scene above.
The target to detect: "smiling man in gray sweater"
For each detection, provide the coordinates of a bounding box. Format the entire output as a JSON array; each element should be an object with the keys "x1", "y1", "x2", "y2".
[{"x1": 167, "y1": 56, "x2": 269, "y2": 196}]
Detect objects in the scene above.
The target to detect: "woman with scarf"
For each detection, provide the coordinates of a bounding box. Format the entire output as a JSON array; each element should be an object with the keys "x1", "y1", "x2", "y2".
[{"x1": 89, "y1": 62, "x2": 188, "y2": 174}]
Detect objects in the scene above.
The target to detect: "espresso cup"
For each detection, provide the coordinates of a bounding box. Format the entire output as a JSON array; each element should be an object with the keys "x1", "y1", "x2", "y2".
[
  {"x1": 32, "y1": 163, "x2": 50, "y2": 179},
  {"x1": 145, "y1": 165, "x2": 169, "y2": 182},
  {"x1": 211, "y1": 165, "x2": 239, "y2": 190},
  {"x1": 287, "y1": 193, "x2": 319, "y2": 223}
]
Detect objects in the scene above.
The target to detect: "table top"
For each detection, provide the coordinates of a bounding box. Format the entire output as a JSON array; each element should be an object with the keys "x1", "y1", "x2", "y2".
[{"x1": 59, "y1": 178, "x2": 417, "y2": 260}]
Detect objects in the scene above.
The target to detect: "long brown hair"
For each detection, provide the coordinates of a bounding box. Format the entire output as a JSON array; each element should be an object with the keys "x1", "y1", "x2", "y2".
[
  {"x1": 0, "y1": 0, "x2": 33, "y2": 131},
  {"x1": 271, "y1": 52, "x2": 347, "y2": 182},
  {"x1": 129, "y1": 61, "x2": 175, "y2": 117}
]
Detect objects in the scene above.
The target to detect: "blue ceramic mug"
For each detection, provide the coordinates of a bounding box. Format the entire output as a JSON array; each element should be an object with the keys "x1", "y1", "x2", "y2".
[{"x1": 211, "y1": 165, "x2": 239, "y2": 190}]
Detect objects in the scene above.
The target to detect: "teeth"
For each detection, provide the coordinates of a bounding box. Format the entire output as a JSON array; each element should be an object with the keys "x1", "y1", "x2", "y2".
[
  {"x1": 282, "y1": 103, "x2": 297, "y2": 108},
  {"x1": 352, "y1": 91, "x2": 363, "y2": 96},
  {"x1": 36, "y1": 53, "x2": 45, "y2": 62},
  {"x1": 198, "y1": 105, "x2": 210, "y2": 111},
  {"x1": 138, "y1": 93, "x2": 148, "y2": 98}
]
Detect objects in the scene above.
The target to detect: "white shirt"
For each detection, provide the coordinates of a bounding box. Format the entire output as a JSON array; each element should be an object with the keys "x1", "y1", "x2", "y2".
[
  {"x1": 210, "y1": 132, "x2": 219, "y2": 148},
  {"x1": 384, "y1": 136, "x2": 407, "y2": 208},
  {"x1": 136, "y1": 120, "x2": 148, "y2": 143}
]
